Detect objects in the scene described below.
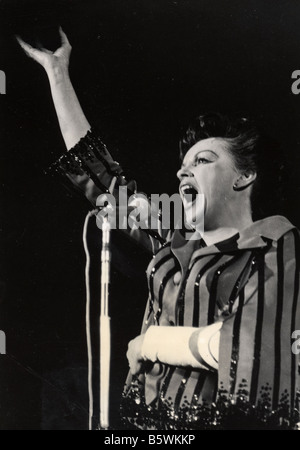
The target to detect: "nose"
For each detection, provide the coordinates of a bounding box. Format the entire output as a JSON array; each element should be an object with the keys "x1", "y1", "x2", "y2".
[{"x1": 177, "y1": 165, "x2": 194, "y2": 180}]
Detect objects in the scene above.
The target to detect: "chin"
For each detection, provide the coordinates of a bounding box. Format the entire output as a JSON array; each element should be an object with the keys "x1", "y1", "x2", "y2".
[
  {"x1": 184, "y1": 211, "x2": 204, "y2": 235},
  {"x1": 183, "y1": 198, "x2": 205, "y2": 230}
]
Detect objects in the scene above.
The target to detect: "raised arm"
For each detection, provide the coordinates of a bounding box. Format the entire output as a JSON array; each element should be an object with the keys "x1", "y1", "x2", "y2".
[
  {"x1": 16, "y1": 27, "x2": 90, "y2": 150},
  {"x1": 16, "y1": 29, "x2": 168, "y2": 253}
]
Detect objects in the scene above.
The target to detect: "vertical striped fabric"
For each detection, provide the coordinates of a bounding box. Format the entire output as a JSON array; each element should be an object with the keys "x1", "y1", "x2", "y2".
[
  {"x1": 124, "y1": 220, "x2": 300, "y2": 427},
  {"x1": 49, "y1": 128, "x2": 300, "y2": 428}
]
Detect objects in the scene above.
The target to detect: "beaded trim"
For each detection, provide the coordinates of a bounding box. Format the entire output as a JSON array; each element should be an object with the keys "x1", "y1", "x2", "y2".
[
  {"x1": 119, "y1": 377, "x2": 300, "y2": 430},
  {"x1": 46, "y1": 128, "x2": 123, "y2": 178}
]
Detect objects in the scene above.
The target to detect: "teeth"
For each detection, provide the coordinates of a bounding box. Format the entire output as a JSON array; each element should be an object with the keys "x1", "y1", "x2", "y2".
[
  {"x1": 180, "y1": 184, "x2": 198, "y2": 203},
  {"x1": 181, "y1": 184, "x2": 197, "y2": 194}
]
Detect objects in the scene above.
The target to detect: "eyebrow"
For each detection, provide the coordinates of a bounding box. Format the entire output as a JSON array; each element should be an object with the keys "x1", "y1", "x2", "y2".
[{"x1": 182, "y1": 149, "x2": 219, "y2": 166}]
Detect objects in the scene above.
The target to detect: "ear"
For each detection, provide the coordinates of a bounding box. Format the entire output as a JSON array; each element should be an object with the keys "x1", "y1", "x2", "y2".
[{"x1": 233, "y1": 170, "x2": 257, "y2": 191}]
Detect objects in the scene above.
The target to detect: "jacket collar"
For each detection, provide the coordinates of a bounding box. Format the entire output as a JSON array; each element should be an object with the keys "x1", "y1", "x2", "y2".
[{"x1": 171, "y1": 215, "x2": 295, "y2": 267}]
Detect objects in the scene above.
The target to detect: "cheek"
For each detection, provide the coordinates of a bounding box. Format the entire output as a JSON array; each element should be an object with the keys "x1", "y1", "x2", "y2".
[
  {"x1": 195, "y1": 167, "x2": 234, "y2": 198},
  {"x1": 215, "y1": 173, "x2": 235, "y2": 196}
]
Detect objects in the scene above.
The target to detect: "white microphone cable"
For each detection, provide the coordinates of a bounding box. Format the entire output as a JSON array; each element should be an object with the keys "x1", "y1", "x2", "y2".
[{"x1": 83, "y1": 210, "x2": 95, "y2": 431}]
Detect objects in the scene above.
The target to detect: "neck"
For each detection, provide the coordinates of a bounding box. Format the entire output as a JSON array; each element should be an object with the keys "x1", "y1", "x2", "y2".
[{"x1": 203, "y1": 200, "x2": 253, "y2": 246}]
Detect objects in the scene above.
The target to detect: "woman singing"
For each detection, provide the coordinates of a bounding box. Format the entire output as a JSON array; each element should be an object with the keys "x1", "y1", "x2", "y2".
[{"x1": 17, "y1": 28, "x2": 300, "y2": 430}]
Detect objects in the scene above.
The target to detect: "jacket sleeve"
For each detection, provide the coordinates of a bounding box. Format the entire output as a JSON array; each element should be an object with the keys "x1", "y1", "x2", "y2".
[
  {"x1": 217, "y1": 228, "x2": 300, "y2": 425},
  {"x1": 46, "y1": 128, "x2": 170, "y2": 254}
]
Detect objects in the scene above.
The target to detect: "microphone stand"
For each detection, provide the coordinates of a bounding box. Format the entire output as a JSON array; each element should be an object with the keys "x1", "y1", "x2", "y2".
[{"x1": 99, "y1": 216, "x2": 111, "y2": 429}]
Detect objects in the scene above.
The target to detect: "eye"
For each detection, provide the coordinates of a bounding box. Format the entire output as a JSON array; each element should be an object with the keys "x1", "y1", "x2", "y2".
[{"x1": 192, "y1": 156, "x2": 210, "y2": 166}]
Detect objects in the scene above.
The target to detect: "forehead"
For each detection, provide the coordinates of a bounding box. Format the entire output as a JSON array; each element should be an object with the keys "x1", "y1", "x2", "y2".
[{"x1": 182, "y1": 137, "x2": 229, "y2": 164}]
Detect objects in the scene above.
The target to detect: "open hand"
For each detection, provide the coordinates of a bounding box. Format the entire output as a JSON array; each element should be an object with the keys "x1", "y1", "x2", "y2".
[{"x1": 16, "y1": 26, "x2": 72, "y2": 73}]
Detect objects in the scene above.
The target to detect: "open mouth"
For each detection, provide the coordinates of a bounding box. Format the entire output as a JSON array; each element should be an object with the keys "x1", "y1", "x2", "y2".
[{"x1": 180, "y1": 184, "x2": 198, "y2": 203}]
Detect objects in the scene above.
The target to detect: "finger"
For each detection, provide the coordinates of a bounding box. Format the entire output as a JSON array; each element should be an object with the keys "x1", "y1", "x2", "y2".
[
  {"x1": 58, "y1": 26, "x2": 71, "y2": 48},
  {"x1": 36, "y1": 39, "x2": 53, "y2": 55},
  {"x1": 126, "y1": 349, "x2": 135, "y2": 372},
  {"x1": 40, "y1": 48, "x2": 53, "y2": 55},
  {"x1": 15, "y1": 36, "x2": 41, "y2": 58},
  {"x1": 126, "y1": 350, "x2": 143, "y2": 375},
  {"x1": 37, "y1": 46, "x2": 53, "y2": 55},
  {"x1": 129, "y1": 361, "x2": 142, "y2": 376},
  {"x1": 15, "y1": 35, "x2": 32, "y2": 52}
]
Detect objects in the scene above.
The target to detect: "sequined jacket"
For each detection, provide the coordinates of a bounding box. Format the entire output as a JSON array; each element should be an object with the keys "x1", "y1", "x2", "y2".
[{"x1": 48, "y1": 129, "x2": 300, "y2": 430}]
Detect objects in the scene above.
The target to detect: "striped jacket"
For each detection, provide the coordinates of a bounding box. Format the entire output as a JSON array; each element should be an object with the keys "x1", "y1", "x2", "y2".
[{"x1": 49, "y1": 129, "x2": 300, "y2": 429}]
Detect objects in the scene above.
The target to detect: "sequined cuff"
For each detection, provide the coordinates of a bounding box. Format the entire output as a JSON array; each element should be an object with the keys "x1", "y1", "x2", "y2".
[{"x1": 46, "y1": 127, "x2": 124, "y2": 179}]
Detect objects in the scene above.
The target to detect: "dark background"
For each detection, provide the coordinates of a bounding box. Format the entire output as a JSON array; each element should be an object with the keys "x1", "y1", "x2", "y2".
[{"x1": 0, "y1": 0, "x2": 300, "y2": 430}]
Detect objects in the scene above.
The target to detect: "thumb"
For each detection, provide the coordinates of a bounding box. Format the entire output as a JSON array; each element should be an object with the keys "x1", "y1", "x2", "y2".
[{"x1": 58, "y1": 26, "x2": 71, "y2": 48}]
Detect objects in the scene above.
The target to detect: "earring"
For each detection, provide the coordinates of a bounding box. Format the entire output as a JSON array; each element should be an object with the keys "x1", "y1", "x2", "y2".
[{"x1": 233, "y1": 182, "x2": 238, "y2": 191}]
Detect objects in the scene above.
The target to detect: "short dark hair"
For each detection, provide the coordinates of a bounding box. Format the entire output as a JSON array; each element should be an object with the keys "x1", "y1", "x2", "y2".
[{"x1": 179, "y1": 112, "x2": 284, "y2": 219}]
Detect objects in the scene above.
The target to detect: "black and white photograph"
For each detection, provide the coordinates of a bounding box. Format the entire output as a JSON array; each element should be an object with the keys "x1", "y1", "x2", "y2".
[{"x1": 0, "y1": 0, "x2": 300, "y2": 432}]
